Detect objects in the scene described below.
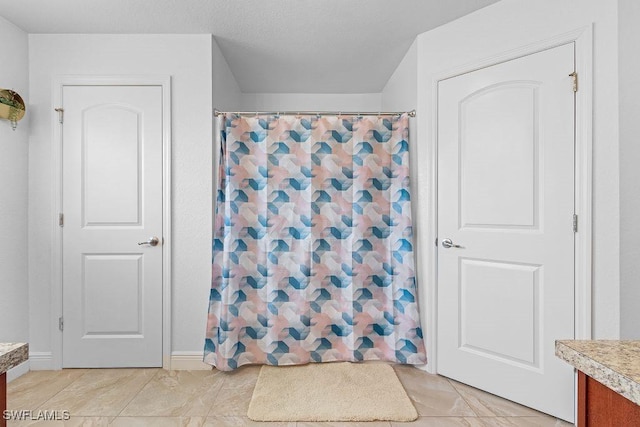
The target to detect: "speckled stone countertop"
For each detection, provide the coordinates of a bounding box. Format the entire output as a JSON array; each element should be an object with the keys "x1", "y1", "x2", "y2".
[
  {"x1": 0, "y1": 343, "x2": 28, "y2": 374},
  {"x1": 556, "y1": 340, "x2": 640, "y2": 406}
]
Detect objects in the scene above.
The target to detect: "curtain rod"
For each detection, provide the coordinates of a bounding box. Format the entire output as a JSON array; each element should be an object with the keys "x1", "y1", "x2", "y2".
[{"x1": 214, "y1": 109, "x2": 416, "y2": 118}]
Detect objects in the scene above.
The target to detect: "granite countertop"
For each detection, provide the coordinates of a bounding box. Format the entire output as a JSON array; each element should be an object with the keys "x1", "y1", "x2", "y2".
[
  {"x1": 0, "y1": 343, "x2": 29, "y2": 375},
  {"x1": 556, "y1": 340, "x2": 640, "y2": 406}
]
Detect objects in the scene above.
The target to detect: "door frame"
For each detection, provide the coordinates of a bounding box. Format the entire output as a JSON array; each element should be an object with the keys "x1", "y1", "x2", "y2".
[
  {"x1": 50, "y1": 76, "x2": 172, "y2": 370},
  {"x1": 423, "y1": 26, "x2": 593, "y2": 374}
]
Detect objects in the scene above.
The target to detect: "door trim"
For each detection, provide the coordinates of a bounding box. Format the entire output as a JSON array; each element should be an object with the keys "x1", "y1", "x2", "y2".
[
  {"x1": 422, "y1": 26, "x2": 593, "y2": 374},
  {"x1": 50, "y1": 76, "x2": 172, "y2": 370}
]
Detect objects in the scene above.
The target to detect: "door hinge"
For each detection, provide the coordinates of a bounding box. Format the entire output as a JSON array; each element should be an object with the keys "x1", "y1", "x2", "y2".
[
  {"x1": 573, "y1": 214, "x2": 578, "y2": 233},
  {"x1": 58, "y1": 213, "x2": 64, "y2": 227},
  {"x1": 58, "y1": 317, "x2": 64, "y2": 331},
  {"x1": 569, "y1": 72, "x2": 578, "y2": 92},
  {"x1": 54, "y1": 107, "x2": 64, "y2": 124},
  {"x1": 435, "y1": 237, "x2": 438, "y2": 247}
]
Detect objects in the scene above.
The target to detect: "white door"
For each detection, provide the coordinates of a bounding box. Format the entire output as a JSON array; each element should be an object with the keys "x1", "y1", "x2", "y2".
[
  {"x1": 62, "y1": 85, "x2": 163, "y2": 367},
  {"x1": 437, "y1": 43, "x2": 575, "y2": 421}
]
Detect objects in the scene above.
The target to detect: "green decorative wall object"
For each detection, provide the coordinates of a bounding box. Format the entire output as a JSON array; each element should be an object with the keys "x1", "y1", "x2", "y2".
[{"x1": 0, "y1": 89, "x2": 26, "y2": 131}]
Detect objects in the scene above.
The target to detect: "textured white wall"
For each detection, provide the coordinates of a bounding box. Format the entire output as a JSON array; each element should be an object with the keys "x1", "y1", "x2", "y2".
[
  {"x1": 381, "y1": 41, "x2": 418, "y2": 113},
  {"x1": 619, "y1": 0, "x2": 640, "y2": 339},
  {"x1": 28, "y1": 35, "x2": 213, "y2": 361},
  {"x1": 0, "y1": 16, "x2": 29, "y2": 345},
  {"x1": 415, "y1": 0, "x2": 620, "y2": 341},
  {"x1": 212, "y1": 36, "x2": 241, "y2": 111},
  {"x1": 240, "y1": 93, "x2": 381, "y2": 112}
]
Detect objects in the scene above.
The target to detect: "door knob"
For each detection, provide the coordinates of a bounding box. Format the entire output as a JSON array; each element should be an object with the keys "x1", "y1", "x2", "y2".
[
  {"x1": 138, "y1": 237, "x2": 160, "y2": 247},
  {"x1": 441, "y1": 238, "x2": 462, "y2": 249}
]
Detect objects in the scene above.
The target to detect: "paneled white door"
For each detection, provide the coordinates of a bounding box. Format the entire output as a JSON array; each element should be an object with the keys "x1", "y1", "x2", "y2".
[
  {"x1": 437, "y1": 43, "x2": 575, "y2": 421},
  {"x1": 62, "y1": 85, "x2": 163, "y2": 367}
]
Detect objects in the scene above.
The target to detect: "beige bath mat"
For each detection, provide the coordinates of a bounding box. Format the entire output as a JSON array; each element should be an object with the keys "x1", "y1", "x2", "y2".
[{"x1": 247, "y1": 362, "x2": 418, "y2": 422}]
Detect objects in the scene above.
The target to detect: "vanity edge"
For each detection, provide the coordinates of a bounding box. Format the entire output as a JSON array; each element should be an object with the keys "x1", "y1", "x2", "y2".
[
  {"x1": 555, "y1": 340, "x2": 640, "y2": 406},
  {"x1": 0, "y1": 343, "x2": 29, "y2": 374}
]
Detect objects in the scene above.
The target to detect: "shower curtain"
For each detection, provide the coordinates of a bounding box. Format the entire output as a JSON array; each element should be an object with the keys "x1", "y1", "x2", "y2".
[{"x1": 204, "y1": 113, "x2": 426, "y2": 371}]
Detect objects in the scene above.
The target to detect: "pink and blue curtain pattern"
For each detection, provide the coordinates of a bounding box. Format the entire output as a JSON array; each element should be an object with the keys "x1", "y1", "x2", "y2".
[{"x1": 204, "y1": 113, "x2": 426, "y2": 371}]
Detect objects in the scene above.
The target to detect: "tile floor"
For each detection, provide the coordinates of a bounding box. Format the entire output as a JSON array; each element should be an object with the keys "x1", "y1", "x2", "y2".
[{"x1": 6, "y1": 365, "x2": 573, "y2": 426}]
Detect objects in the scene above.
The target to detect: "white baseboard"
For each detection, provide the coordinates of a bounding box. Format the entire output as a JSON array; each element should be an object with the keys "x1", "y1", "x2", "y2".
[
  {"x1": 415, "y1": 363, "x2": 430, "y2": 373},
  {"x1": 7, "y1": 360, "x2": 30, "y2": 382},
  {"x1": 6, "y1": 352, "x2": 55, "y2": 382},
  {"x1": 29, "y1": 352, "x2": 54, "y2": 370},
  {"x1": 169, "y1": 351, "x2": 211, "y2": 370},
  {"x1": 18, "y1": 351, "x2": 209, "y2": 371}
]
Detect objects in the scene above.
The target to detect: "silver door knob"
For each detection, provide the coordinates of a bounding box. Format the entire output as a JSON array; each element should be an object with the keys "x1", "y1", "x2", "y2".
[
  {"x1": 441, "y1": 238, "x2": 462, "y2": 249},
  {"x1": 138, "y1": 237, "x2": 160, "y2": 247}
]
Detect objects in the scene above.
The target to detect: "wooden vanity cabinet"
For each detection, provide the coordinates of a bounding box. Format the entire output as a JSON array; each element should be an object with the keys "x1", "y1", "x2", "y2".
[{"x1": 578, "y1": 371, "x2": 640, "y2": 427}]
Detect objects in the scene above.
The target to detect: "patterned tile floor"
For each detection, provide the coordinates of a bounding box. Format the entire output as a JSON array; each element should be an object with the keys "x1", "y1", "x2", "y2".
[{"x1": 6, "y1": 365, "x2": 573, "y2": 426}]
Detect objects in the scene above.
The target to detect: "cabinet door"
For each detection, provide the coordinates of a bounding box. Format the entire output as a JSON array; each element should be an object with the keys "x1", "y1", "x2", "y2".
[{"x1": 578, "y1": 372, "x2": 640, "y2": 427}]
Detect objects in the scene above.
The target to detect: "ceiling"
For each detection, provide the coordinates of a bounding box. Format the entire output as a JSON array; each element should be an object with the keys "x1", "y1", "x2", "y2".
[{"x1": 0, "y1": 0, "x2": 499, "y2": 93}]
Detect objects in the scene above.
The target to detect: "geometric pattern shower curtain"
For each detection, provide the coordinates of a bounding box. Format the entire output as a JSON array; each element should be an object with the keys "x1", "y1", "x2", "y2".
[{"x1": 204, "y1": 113, "x2": 426, "y2": 371}]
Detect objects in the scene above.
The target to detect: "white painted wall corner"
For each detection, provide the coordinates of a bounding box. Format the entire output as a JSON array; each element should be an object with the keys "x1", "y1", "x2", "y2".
[{"x1": 7, "y1": 360, "x2": 29, "y2": 383}]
